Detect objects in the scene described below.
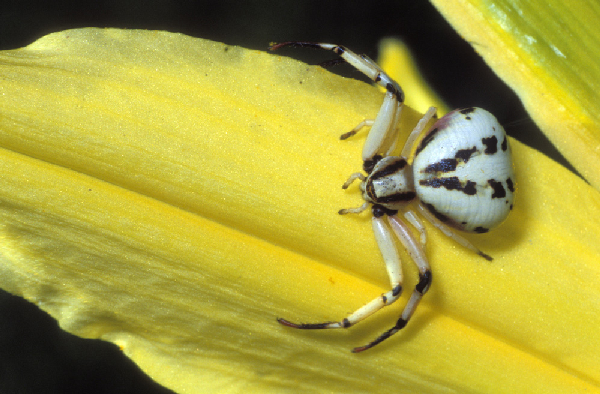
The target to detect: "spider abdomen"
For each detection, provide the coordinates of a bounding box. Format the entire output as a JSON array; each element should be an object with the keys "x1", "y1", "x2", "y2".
[{"x1": 413, "y1": 108, "x2": 515, "y2": 233}]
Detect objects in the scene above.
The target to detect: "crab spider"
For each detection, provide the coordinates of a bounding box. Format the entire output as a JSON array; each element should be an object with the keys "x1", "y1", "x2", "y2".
[{"x1": 269, "y1": 42, "x2": 515, "y2": 353}]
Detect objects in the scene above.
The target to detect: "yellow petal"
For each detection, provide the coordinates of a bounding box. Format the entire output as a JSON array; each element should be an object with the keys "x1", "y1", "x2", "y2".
[
  {"x1": 1, "y1": 28, "x2": 599, "y2": 393},
  {"x1": 376, "y1": 38, "x2": 450, "y2": 115},
  {"x1": 431, "y1": 0, "x2": 600, "y2": 190}
]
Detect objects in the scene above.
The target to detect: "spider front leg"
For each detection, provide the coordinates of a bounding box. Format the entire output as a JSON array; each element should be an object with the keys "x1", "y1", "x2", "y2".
[
  {"x1": 278, "y1": 206, "x2": 431, "y2": 353},
  {"x1": 277, "y1": 207, "x2": 405, "y2": 335},
  {"x1": 269, "y1": 41, "x2": 405, "y2": 166},
  {"x1": 352, "y1": 213, "x2": 431, "y2": 353}
]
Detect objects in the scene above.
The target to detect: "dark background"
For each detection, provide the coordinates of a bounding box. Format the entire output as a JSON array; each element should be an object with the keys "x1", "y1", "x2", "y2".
[{"x1": 0, "y1": 1, "x2": 575, "y2": 393}]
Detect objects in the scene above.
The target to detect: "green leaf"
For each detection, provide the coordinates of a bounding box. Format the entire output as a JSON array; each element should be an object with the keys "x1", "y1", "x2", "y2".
[{"x1": 432, "y1": 0, "x2": 600, "y2": 189}]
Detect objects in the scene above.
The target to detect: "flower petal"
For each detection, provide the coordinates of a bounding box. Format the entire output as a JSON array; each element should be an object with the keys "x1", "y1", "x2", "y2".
[
  {"x1": 377, "y1": 38, "x2": 450, "y2": 115},
  {"x1": 0, "y1": 28, "x2": 599, "y2": 393},
  {"x1": 431, "y1": 0, "x2": 600, "y2": 189}
]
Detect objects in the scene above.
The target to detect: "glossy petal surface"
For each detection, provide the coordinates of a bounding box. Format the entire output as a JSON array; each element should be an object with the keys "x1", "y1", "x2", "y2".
[{"x1": 0, "y1": 28, "x2": 599, "y2": 393}]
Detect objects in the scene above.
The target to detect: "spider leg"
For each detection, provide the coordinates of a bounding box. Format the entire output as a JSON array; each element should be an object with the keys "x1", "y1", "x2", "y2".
[
  {"x1": 338, "y1": 203, "x2": 369, "y2": 215},
  {"x1": 269, "y1": 41, "x2": 404, "y2": 165},
  {"x1": 352, "y1": 214, "x2": 431, "y2": 353},
  {"x1": 403, "y1": 209, "x2": 427, "y2": 247},
  {"x1": 401, "y1": 106, "x2": 437, "y2": 159},
  {"x1": 338, "y1": 173, "x2": 369, "y2": 214},
  {"x1": 277, "y1": 213, "x2": 404, "y2": 332},
  {"x1": 269, "y1": 42, "x2": 403, "y2": 101},
  {"x1": 341, "y1": 172, "x2": 366, "y2": 189},
  {"x1": 340, "y1": 120, "x2": 374, "y2": 140},
  {"x1": 417, "y1": 202, "x2": 493, "y2": 261}
]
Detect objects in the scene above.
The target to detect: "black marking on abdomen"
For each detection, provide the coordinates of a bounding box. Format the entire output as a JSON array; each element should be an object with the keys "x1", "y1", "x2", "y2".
[
  {"x1": 501, "y1": 136, "x2": 508, "y2": 151},
  {"x1": 463, "y1": 181, "x2": 477, "y2": 195},
  {"x1": 422, "y1": 202, "x2": 450, "y2": 223},
  {"x1": 506, "y1": 177, "x2": 514, "y2": 193},
  {"x1": 482, "y1": 135, "x2": 498, "y2": 154},
  {"x1": 420, "y1": 177, "x2": 477, "y2": 195},
  {"x1": 459, "y1": 107, "x2": 475, "y2": 115},
  {"x1": 421, "y1": 177, "x2": 459, "y2": 190},
  {"x1": 488, "y1": 179, "x2": 506, "y2": 198},
  {"x1": 474, "y1": 226, "x2": 489, "y2": 233},
  {"x1": 424, "y1": 146, "x2": 478, "y2": 174},
  {"x1": 455, "y1": 146, "x2": 477, "y2": 163},
  {"x1": 424, "y1": 158, "x2": 458, "y2": 173},
  {"x1": 415, "y1": 127, "x2": 440, "y2": 156}
]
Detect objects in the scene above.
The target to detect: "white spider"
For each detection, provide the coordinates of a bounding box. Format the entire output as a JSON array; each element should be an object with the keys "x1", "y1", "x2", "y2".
[{"x1": 269, "y1": 42, "x2": 515, "y2": 353}]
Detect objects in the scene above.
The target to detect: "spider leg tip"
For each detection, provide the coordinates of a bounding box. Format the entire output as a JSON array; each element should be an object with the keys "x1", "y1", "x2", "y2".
[
  {"x1": 479, "y1": 251, "x2": 493, "y2": 261},
  {"x1": 268, "y1": 42, "x2": 283, "y2": 51},
  {"x1": 277, "y1": 317, "x2": 298, "y2": 327},
  {"x1": 351, "y1": 345, "x2": 368, "y2": 353}
]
